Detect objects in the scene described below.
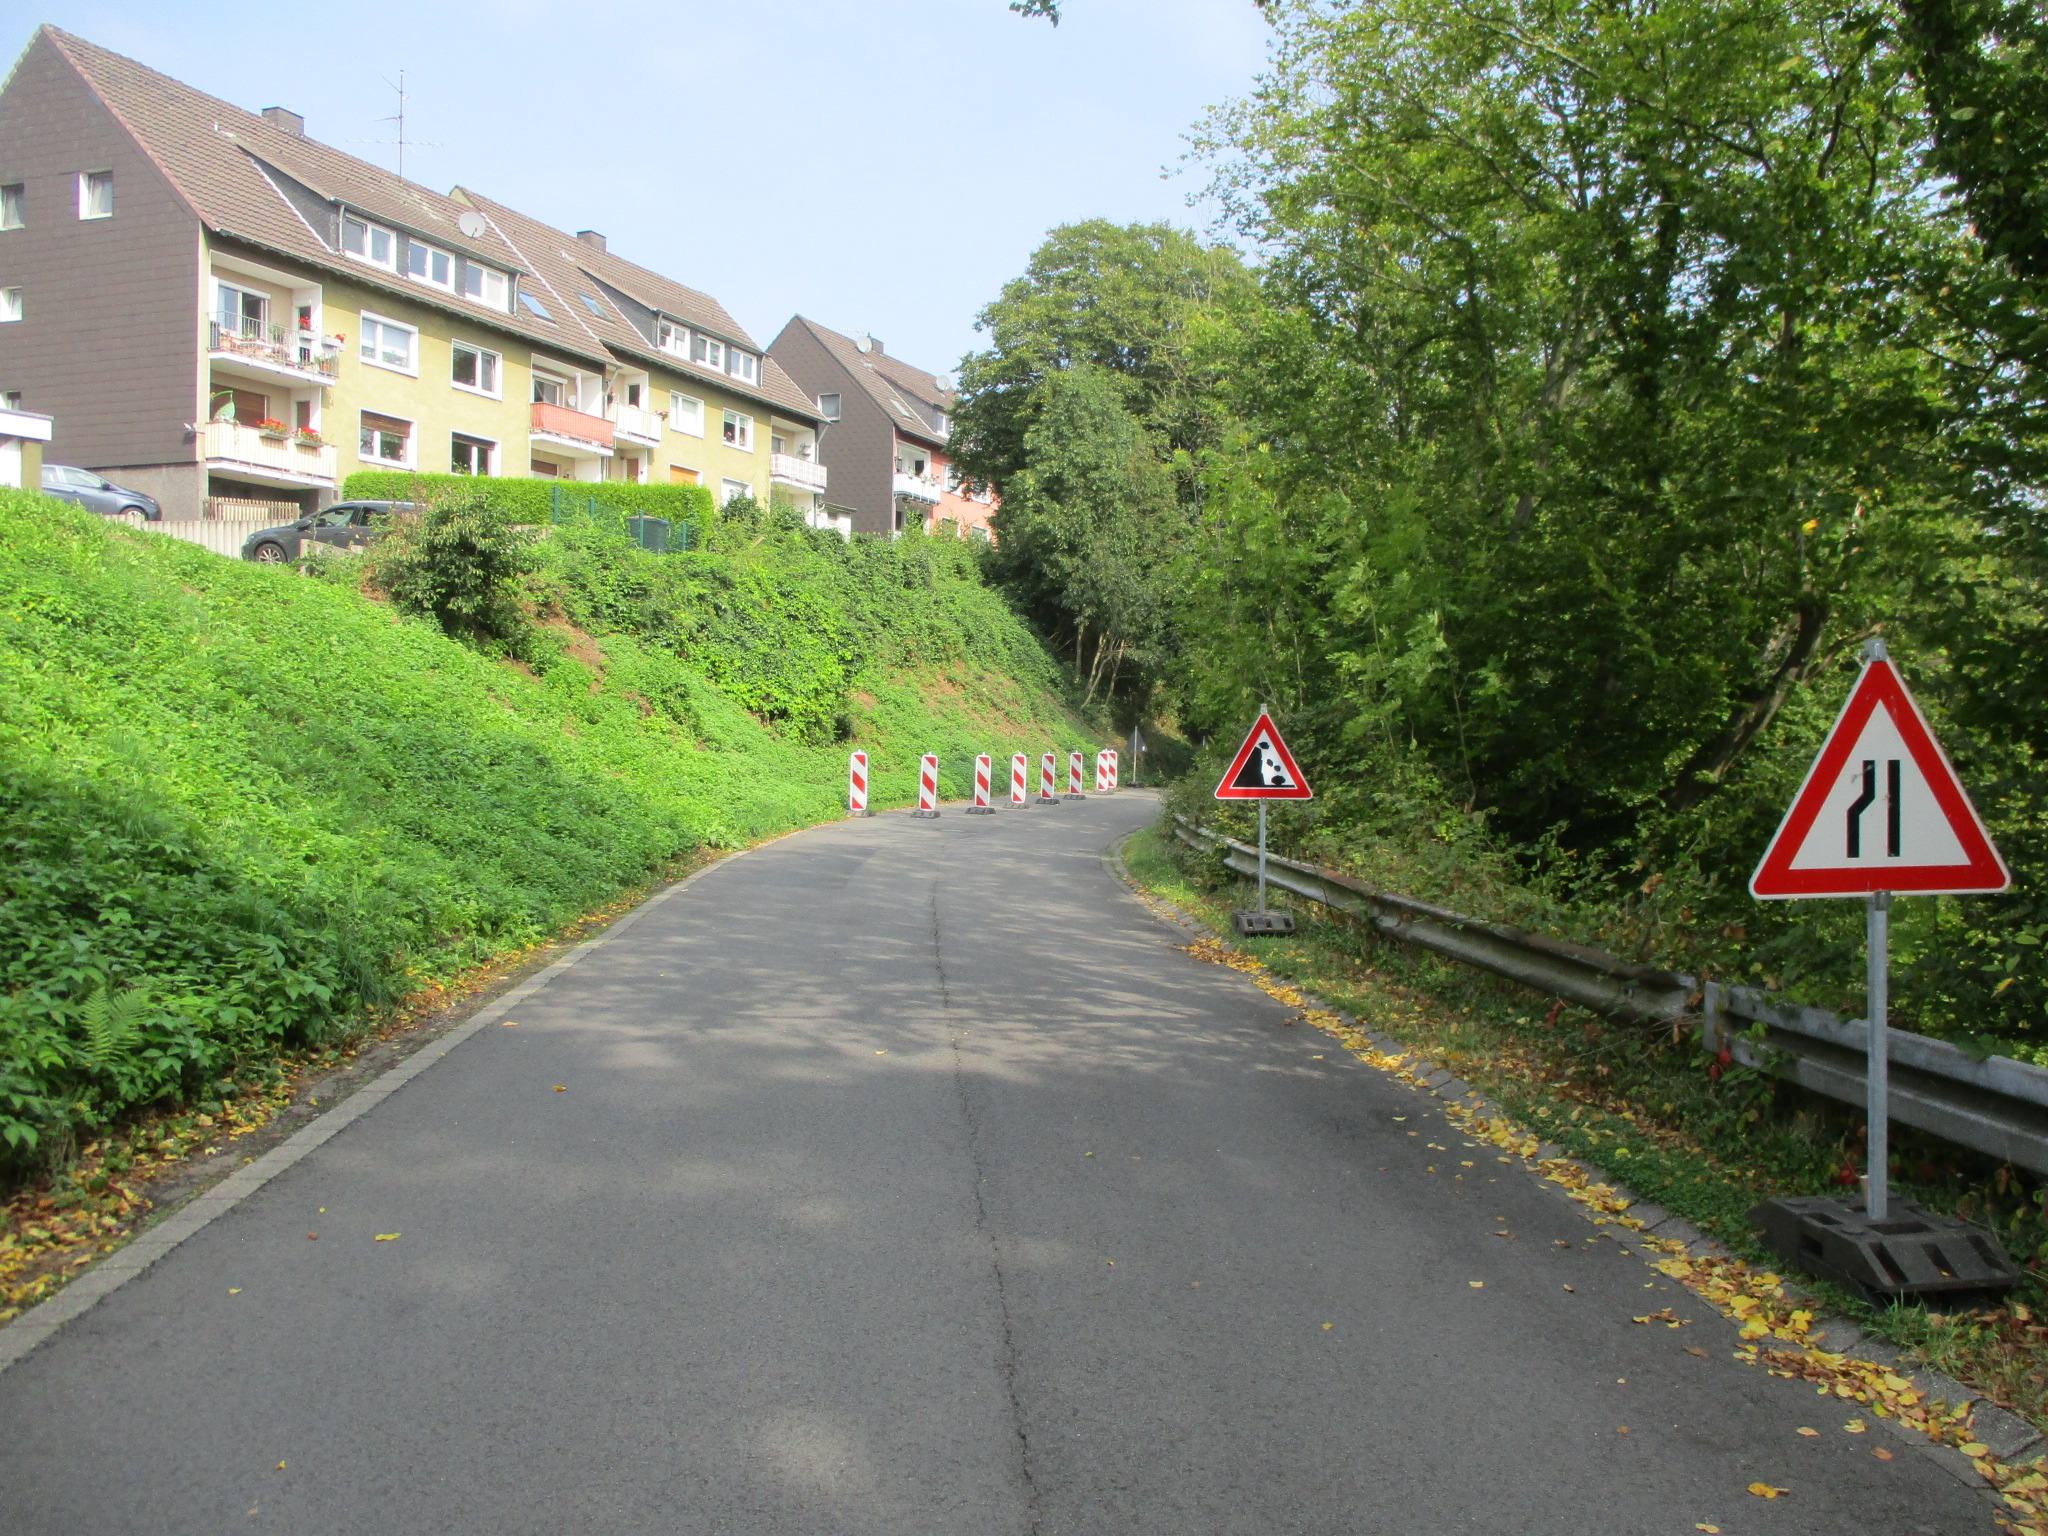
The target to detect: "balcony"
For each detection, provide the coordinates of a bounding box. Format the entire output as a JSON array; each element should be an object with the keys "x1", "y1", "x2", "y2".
[
  {"x1": 530, "y1": 400, "x2": 615, "y2": 458},
  {"x1": 201, "y1": 419, "x2": 337, "y2": 487},
  {"x1": 208, "y1": 319, "x2": 340, "y2": 387},
  {"x1": 771, "y1": 453, "x2": 828, "y2": 494},
  {"x1": 610, "y1": 401, "x2": 663, "y2": 447},
  {"x1": 893, "y1": 470, "x2": 942, "y2": 503}
]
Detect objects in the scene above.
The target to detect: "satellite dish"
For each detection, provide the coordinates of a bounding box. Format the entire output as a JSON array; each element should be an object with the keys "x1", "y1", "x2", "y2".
[
  {"x1": 457, "y1": 210, "x2": 487, "y2": 239},
  {"x1": 854, "y1": 332, "x2": 872, "y2": 354}
]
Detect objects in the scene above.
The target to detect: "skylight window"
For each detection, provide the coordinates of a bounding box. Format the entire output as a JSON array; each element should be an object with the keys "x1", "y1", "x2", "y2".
[
  {"x1": 517, "y1": 291, "x2": 552, "y2": 321},
  {"x1": 578, "y1": 293, "x2": 606, "y2": 318}
]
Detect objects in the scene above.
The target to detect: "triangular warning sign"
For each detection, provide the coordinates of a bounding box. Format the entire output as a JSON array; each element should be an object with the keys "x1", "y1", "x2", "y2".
[
  {"x1": 1751, "y1": 655, "x2": 2008, "y2": 899},
  {"x1": 1214, "y1": 712, "x2": 1312, "y2": 801}
]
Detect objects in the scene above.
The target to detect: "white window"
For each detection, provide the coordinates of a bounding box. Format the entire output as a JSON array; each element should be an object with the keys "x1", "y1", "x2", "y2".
[
  {"x1": 341, "y1": 212, "x2": 396, "y2": 268},
  {"x1": 405, "y1": 239, "x2": 455, "y2": 291},
  {"x1": 459, "y1": 262, "x2": 508, "y2": 309},
  {"x1": 722, "y1": 410, "x2": 753, "y2": 451},
  {"x1": 451, "y1": 433, "x2": 495, "y2": 475},
  {"x1": 0, "y1": 288, "x2": 19, "y2": 323},
  {"x1": 0, "y1": 184, "x2": 21, "y2": 230},
  {"x1": 657, "y1": 321, "x2": 689, "y2": 358},
  {"x1": 691, "y1": 334, "x2": 724, "y2": 371},
  {"x1": 819, "y1": 392, "x2": 840, "y2": 421},
  {"x1": 726, "y1": 348, "x2": 758, "y2": 384},
  {"x1": 532, "y1": 367, "x2": 571, "y2": 407},
  {"x1": 358, "y1": 410, "x2": 412, "y2": 466},
  {"x1": 669, "y1": 392, "x2": 703, "y2": 436},
  {"x1": 78, "y1": 171, "x2": 112, "y2": 220},
  {"x1": 451, "y1": 340, "x2": 501, "y2": 397},
  {"x1": 934, "y1": 410, "x2": 948, "y2": 434},
  {"x1": 721, "y1": 478, "x2": 750, "y2": 505},
  {"x1": 214, "y1": 280, "x2": 268, "y2": 341},
  {"x1": 359, "y1": 313, "x2": 418, "y2": 374}
]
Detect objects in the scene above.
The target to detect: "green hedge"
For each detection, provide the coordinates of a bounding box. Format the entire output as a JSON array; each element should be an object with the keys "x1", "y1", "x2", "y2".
[{"x1": 343, "y1": 470, "x2": 713, "y2": 529}]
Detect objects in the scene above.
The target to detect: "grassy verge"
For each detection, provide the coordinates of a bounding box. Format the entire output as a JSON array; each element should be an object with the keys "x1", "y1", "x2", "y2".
[{"x1": 1122, "y1": 823, "x2": 2048, "y2": 1446}]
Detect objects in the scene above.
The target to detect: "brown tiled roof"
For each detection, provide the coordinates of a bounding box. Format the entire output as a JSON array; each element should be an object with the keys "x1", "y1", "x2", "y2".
[
  {"x1": 453, "y1": 190, "x2": 823, "y2": 423},
  {"x1": 783, "y1": 317, "x2": 952, "y2": 446}
]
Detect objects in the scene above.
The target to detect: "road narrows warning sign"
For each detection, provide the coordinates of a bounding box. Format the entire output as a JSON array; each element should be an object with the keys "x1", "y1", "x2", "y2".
[
  {"x1": 1750, "y1": 654, "x2": 2008, "y2": 899},
  {"x1": 1214, "y1": 712, "x2": 1312, "y2": 801}
]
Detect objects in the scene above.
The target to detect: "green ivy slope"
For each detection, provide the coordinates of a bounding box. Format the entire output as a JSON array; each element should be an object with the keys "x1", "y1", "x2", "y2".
[{"x1": 0, "y1": 490, "x2": 1097, "y2": 1171}]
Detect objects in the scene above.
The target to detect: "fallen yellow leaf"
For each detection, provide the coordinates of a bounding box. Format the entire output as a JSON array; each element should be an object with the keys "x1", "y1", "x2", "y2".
[
  {"x1": 276, "y1": 1461, "x2": 287, "y2": 1471},
  {"x1": 227, "y1": 1287, "x2": 241, "y2": 1295},
  {"x1": 1958, "y1": 1441, "x2": 1990, "y2": 1458},
  {"x1": 1322, "y1": 1322, "x2": 1335, "y2": 1331},
  {"x1": 1696, "y1": 1524, "x2": 1721, "y2": 1533},
  {"x1": 1873, "y1": 1447, "x2": 1894, "y2": 1462},
  {"x1": 1469, "y1": 1280, "x2": 1485, "y2": 1289},
  {"x1": 1748, "y1": 1482, "x2": 1789, "y2": 1499},
  {"x1": 1797, "y1": 1427, "x2": 1819, "y2": 1437},
  {"x1": 374, "y1": 1233, "x2": 400, "y2": 1242},
  {"x1": 1844, "y1": 1419, "x2": 1866, "y2": 1434},
  {"x1": 552, "y1": 1084, "x2": 567, "y2": 1092}
]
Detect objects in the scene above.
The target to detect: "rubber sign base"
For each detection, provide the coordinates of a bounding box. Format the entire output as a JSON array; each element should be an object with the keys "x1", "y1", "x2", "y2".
[
  {"x1": 1232, "y1": 910, "x2": 1296, "y2": 939},
  {"x1": 1750, "y1": 1195, "x2": 2019, "y2": 1305},
  {"x1": 911, "y1": 809, "x2": 941, "y2": 820},
  {"x1": 965, "y1": 806, "x2": 996, "y2": 816}
]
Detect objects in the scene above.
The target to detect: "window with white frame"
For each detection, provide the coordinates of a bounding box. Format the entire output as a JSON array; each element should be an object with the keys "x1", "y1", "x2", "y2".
[
  {"x1": 721, "y1": 478, "x2": 749, "y2": 505},
  {"x1": 657, "y1": 321, "x2": 689, "y2": 358},
  {"x1": 451, "y1": 340, "x2": 501, "y2": 397},
  {"x1": 404, "y1": 238, "x2": 455, "y2": 291},
  {"x1": 359, "y1": 313, "x2": 418, "y2": 373},
  {"x1": 722, "y1": 410, "x2": 752, "y2": 451},
  {"x1": 450, "y1": 433, "x2": 495, "y2": 475},
  {"x1": 691, "y1": 334, "x2": 724, "y2": 371},
  {"x1": 669, "y1": 392, "x2": 703, "y2": 436},
  {"x1": 458, "y1": 262, "x2": 508, "y2": 309},
  {"x1": 341, "y1": 212, "x2": 396, "y2": 268},
  {"x1": 358, "y1": 410, "x2": 412, "y2": 466},
  {"x1": 819, "y1": 392, "x2": 840, "y2": 421},
  {"x1": 214, "y1": 279, "x2": 267, "y2": 342},
  {"x1": 532, "y1": 367, "x2": 571, "y2": 407},
  {"x1": 0, "y1": 288, "x2": 20, "y2": 322},
  {"x1": 725, "y1": 348, "x2": 758, "y2": 384},
  {"x1": 78, "y1": 171, "x2": 112, "y2": 220},
  {"x1": 0, "y1": 184, "x2": 21, "y2": 230}
]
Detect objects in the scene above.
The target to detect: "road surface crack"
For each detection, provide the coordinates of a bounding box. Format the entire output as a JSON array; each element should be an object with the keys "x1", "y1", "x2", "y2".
[{"x1": 936, "y1": 888, "x2": 1042, "y2": 1534}]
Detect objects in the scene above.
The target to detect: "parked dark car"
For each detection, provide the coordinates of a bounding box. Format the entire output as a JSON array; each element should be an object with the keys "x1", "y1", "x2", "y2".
[
  {"x1": 240, "y1": 501, "x2": 413, "y2": 563},
  {"x1": 40, "y1": 464, "x2": 162, "y2": 520}
]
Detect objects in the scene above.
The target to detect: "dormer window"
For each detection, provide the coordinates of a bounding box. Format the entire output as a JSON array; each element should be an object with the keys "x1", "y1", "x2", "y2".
[
  {"x1": 725, "y1": 348, "x2": 758, "y2": 385},
  {"x1": 405, "y1": 238, "x2": 455, "y2": 291},
  {"x1": 691, "y1": 334, "x2": 725, "y2": 371},
  {"x1": 459, "y1": 262, "x2": 509, "y2": 309},
  {"x1": 657, "y1": 320, "x2": 690, "y2": 359},
  {"x1": 341, "y1": 212, "x2": 396, "y2": 268}
]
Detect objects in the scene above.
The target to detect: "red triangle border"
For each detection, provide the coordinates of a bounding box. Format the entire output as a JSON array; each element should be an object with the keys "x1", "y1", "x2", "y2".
[{"x1": 1214, "y1": 712, "x2": 1314, "y2": 801}]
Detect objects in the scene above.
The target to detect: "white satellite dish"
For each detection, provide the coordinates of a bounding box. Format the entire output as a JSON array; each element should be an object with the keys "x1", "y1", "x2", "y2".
[
  {"x1": 457, "y1": 210, "x2": 487, "y2": 239},
  {"x1": 854, "y1": 332, "x2": 872, "y2": 353}
]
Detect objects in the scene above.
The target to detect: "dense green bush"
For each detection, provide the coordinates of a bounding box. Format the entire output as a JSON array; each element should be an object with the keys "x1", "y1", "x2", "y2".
[
  {"x1": 369, "y1": 486, "x2": 537, "y2": 646},
  {"x1": 0, "y1": 490, "x2": 1098, "y2": 1177},
  {"x1": 343, "y1": 469, "x2": 712, "y2": 534}
]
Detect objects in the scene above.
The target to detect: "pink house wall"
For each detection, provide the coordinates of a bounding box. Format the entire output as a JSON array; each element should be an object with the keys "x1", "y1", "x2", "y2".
[{"x1": 930, "y1": 448, "x2": 998, "y2": 541}]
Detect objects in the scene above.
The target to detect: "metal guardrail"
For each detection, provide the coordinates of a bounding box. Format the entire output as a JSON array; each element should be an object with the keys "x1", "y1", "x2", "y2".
[{"x1": 1172, "y1": 817, "x2": 2048, "y2": 1177}]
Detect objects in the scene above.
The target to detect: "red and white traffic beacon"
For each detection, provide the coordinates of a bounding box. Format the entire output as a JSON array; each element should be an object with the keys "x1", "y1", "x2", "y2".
[
  {"x1": 1215, "y1": 711, "x2": 1312, "y2": 938},
  {"x1": 1748, "y1": 640, "x2": 2016, "y2": 1300}
]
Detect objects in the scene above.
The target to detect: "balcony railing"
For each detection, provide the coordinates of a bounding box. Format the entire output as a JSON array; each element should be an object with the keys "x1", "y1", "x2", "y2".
[
  {"x1": 531, "y1": 400, "x2": 615, "y2": 449},
  {"x1": 770, "y1": 453, "x2": 828, "y2": 493},
  {"x1": 201, "y1": 419, "x2": 337, "y2": 483},
  {"x1": 208, "y1": 319, "x2": 340, "y2": 380},
  {"x1": 893, "y1": 470, "x2": 942, "y2": 503},
  {"x1": 611, "y1": 402, "x2": 663, "y2": 445}
]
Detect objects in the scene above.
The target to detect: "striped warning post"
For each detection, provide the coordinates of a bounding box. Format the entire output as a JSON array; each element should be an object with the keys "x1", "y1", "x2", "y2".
[
  {"x1": 1104, "y1": 748, "x2": 1119, "y2": 791},
  {"x1": 967, "y1": 753, "x2": 997, "y2": 814},
  {"x1": 847, "y1": 751, "x2": 870, "y2": 817},
  {"x1": 1039, "y1": 752, "x2": 1059, "y2": 805},
  {"x1": 1010, "y1": 752, "x2": 1031, "y2": 808},
  {"x1": 913, "y1": 753, "x2": 941, "y2": 818},
  {"x1": 1094, "y1": 749, "x2": 1113, "y2": 793},
  {"x1": 1064, "y1": 749, "x2": 1087, "y2": 800}
]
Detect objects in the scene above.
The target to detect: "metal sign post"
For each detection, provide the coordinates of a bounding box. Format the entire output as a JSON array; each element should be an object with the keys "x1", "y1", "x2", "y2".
[
  {"x1": 1866, "y1": 890, "x2": 1890, "y2": 1220},
  {"x1": 1257, "y1": 802, "x2": 1268, "y2": 914}
]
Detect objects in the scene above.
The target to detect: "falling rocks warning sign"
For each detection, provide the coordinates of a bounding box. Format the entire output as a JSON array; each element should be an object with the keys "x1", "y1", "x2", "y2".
[
  {"x1": 1215, "y1": 712, "x2": 1312, "y2": 801},
  {"x1": 1750, "y1": 654, "x2": 2008, "y2": 899}
]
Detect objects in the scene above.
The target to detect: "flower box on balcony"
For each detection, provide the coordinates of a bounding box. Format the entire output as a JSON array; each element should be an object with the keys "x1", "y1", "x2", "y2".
[{"x1": 292, "y1": 431, "x2": 324, "y2": 448}]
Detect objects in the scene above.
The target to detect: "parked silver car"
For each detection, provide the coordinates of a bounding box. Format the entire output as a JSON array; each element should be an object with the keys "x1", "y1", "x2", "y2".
[
  {"x1": 240, "y1": 501, "x2": 413, "y2": 563},
  {"x1": 40, "y1": 464, "x2": 162, "y2": 520}
]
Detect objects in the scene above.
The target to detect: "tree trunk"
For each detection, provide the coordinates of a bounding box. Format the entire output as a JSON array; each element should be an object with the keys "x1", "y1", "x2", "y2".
[
  {"x1": 1667, "y1": 597, "x2": 1831, "y2": 811},
  {"x1": 1082, "y1": 631, "x2": 1111, "y2": 707}
]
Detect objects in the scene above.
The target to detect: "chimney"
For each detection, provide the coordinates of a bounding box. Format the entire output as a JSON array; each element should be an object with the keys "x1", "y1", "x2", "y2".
[
  {"x1": 577, "y1": 230, "x2": 606, "y2": 253},
  {"x1": 261, "y1": 106, "x2": 304, "y2": 136}
]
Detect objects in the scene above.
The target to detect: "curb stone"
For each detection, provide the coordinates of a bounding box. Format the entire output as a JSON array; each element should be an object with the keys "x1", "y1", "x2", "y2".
[{"x1": 1104, "y1": 830, "x2": 2039, "y2": 1502}]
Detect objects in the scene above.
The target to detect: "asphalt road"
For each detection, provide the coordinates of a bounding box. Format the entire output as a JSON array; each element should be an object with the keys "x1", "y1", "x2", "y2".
[{"x1": 0, "y1": 792, "x2": 1987, "y2": 1534}]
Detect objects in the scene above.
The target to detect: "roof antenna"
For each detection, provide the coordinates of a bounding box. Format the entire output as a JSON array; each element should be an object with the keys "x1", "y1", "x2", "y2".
[{"x1": 380, "y1": 70, "x2": 408, "y2": 179}]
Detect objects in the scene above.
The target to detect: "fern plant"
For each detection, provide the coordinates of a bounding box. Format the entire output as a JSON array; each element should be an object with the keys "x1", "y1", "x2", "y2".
[{"x1": 78, "y1": 982, "x2": 147, "y2": 1073}]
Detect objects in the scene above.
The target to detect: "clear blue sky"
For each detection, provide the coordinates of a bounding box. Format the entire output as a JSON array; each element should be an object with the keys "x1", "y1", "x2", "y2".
[{"x1": 20, "y1": 1, "x2": 1272, "y2": 379}]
